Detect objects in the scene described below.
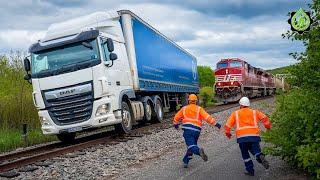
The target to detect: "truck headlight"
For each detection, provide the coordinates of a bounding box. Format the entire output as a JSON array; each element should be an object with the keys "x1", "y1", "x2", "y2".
[
  {"x1": 39, "y1": 116, "x2": 51, "y2": 126},
  {"x1": 96, "y1": 104, "x2": 110, "y2": 117}
]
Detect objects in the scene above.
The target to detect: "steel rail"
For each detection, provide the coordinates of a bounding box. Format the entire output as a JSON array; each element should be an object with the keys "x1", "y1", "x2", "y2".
[{"x1": 0, "y1": 96, "x2": 272, "y2": 173}]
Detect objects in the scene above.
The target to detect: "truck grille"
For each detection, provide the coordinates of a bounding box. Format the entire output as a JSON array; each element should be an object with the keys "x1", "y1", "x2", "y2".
[{"x1": 43, "y1": 83, "x2": 93, "y2": 125}]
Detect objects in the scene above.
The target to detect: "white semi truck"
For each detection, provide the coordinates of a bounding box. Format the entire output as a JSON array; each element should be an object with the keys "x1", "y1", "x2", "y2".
[{"x1": 23, "y1": 10, "x2": 199, "y2": 142}]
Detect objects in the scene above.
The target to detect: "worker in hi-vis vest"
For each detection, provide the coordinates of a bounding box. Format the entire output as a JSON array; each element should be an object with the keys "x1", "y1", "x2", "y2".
[
  {"x1": 173, "y1": 94, "x2": 221, "y2": 168},
  {"x1": 224, "y1": 97, "x2": 271, "y2": 176}
]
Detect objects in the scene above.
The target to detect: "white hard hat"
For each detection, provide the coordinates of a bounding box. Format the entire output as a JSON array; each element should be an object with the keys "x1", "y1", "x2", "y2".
[{"x1": 239, "y1": 97, "x2": 250, "y2": 106}]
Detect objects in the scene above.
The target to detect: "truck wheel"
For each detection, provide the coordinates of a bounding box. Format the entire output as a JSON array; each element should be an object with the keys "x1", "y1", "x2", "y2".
[
  {"x1": 153, "y1": 99, "x2": 164, "y2": 123},
  {"x1": 115, "y1": 101, "x2": 133, "y2": 134},
  {"x1": 143, "y1": 100, "x2": 153, "y2": 122},
  {"x1": 57, "y1": 133, "x2": 76, "y2": 143}
]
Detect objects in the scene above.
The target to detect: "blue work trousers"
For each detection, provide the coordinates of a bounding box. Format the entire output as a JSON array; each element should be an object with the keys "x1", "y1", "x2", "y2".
[
  {"x1": 183, "y1": 129, "x2": 201, "y2": 164},
  {"x1": 239, "y1": 142, "x2": 263, "y2": 174}
]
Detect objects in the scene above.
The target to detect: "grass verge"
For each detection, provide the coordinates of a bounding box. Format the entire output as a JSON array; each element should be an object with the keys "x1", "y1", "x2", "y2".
[{"x1": 0, "y1": 127, "x2": 56, "y2": 153}]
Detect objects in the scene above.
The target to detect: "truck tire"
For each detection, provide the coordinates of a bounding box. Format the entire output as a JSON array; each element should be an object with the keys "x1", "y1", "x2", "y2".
[
  {"x1": 57, "y1": 133, "x2": 76, "y2": 143},
  {"x1": 115, "y1": 101, "x2": 133, "y2": 134},
  {"x1": 143, "y1": 100, "x2": 153, "y2": 122},
  {"x1": 153, "y1": 99, "x2": 164, "y2": 123}
]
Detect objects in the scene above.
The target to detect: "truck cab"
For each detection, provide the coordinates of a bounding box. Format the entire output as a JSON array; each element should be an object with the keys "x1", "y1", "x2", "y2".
[
  {"x1": 23, "y1": 10, "x2": 198, "y2": 142},
  {"x1": 23, "y1": 12, "x2": 131, "y2": 142}
]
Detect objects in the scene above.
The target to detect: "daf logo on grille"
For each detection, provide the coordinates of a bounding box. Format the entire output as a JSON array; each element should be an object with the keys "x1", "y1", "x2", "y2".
[
  {"x1": 59, "y1": 89, "x2": 76, "y2": 96},
  {"x1": 45, "y1": 83, "x2": 92, "y2": 100}
]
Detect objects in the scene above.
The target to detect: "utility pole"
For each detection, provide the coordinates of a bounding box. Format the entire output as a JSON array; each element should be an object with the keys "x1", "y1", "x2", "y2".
[{"x1": 275, "y1": 74, "x2": 291, "y2": 91}]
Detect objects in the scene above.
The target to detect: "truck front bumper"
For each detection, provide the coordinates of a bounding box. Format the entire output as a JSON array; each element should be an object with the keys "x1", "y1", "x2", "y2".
[{"x1": 38, "y1": 97, "x2": 122, "y2": 135}]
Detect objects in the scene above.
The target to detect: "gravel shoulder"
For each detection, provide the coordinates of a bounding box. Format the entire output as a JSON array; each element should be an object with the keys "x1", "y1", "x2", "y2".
[
  {"x1": 117, "y1": 98, "x2": 308, "y2": 180},
  {"x1": 7, "y1": 98, "x2": 309, "y2": 180}
]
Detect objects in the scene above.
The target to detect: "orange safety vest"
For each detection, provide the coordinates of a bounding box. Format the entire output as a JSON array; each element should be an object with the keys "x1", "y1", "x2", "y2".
[
  {"x1": 173, "y1": 104, "x2": 217, "y2": 128},
  {"x1": 225, "y1": 108, "x2": 270, "y2": 138}
]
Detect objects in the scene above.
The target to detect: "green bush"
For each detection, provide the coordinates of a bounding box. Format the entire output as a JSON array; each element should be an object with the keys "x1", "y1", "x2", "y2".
[
  {"x1": 199, "y1": 86, "x2": 215, "y2": 107},
  {"x1": 264, "y1": 1, "x2": 320, "y2": 177},
  {"x1": 0, "y1": 53, "x2": 38, "y2": 129},
  {"x1": 197, "y1": 66, "x2": 214, "y2": 87},
  {"x1": 275, "y1": 88, "x2": 285, "y2": 95},
  {"x1": 0, "y1": 52, "x2": 51, "y2": 152},
  {"x1": 264, "y1": 89, "x2": 320, "y2": 177}
]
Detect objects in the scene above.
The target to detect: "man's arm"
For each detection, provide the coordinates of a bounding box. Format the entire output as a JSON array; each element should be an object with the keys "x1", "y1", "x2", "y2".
[
  {"x1": 257, "y1": 110, "x2": 271, "y2": 129},
  {"x1": 199, "y1": 108, "x2": 221, "y2": 129},
  {"x1": 173, "y1": 107, "x2": 184, "y2": 125},
  {"x1": 224, "y1": 113, "x2": 236, "y2": 138}
]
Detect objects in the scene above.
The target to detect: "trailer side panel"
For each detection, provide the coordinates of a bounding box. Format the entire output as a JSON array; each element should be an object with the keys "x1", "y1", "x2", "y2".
[{"x1": 131, "y1": 18, "x2": 199, "y2": 93}]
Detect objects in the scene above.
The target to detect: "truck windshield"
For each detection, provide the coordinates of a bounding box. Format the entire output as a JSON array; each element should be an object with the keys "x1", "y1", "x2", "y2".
[
  {"x1": 31, "y1": 39, "x2": 99, "y2": 76},
  {"x1": 217, "y1": 63, "x2": 228, "y2": 69},
  {"x1": 230, "y1": 61, "x2": 242, "y2": 67}
]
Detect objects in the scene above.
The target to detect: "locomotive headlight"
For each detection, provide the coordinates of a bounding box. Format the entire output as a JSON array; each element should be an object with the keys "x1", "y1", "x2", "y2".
[
  {"x1": 231, "y1": 81, "x2": 234, "y2": 85},
  {"x1": 218, "y1": 82, "x2": 221, "y2": 86},
  {"x1": 96, "y1": 104, "x2": 110, "y2": 117}
]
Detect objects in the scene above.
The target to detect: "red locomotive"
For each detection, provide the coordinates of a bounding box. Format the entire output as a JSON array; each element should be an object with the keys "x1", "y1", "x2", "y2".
[{"x1": 214, "y1": 58, "x2": 276, "y2": 103}]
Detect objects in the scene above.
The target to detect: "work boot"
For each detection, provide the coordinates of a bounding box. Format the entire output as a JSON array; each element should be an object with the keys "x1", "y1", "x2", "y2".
[
  {"x1": 183, "y1": 163, "x2": 188, "y2": 168},
  {"x1": 199, "y1": 148, "x2": 208, "y2": 162},
  {"x1": 244, "y1": 171, "x2": 254, "y2": 176},
  {"x1": 183, "y1": 155, "x2": 192, "y2": 165},
  {"x1": 259, "y1": 155, "x2": 270, "y2": 169}
]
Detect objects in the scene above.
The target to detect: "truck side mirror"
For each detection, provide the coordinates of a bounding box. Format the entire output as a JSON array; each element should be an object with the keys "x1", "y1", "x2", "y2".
[
  {"x1": 24, "y1": 57, "x2": 31, "y2": 72},
  {"x1": 105, "y1": 53, "x2": 118, "y2": 68},
  {"x1": 105, "y1": 38, "x2": 114, "y2": 52},
  {"x1": 24, "y1": 74, "x2": 32, "y2": 84},
  {"x1": 24, "y1": 74, "x2": 31, "y2": 80},
  {"x1": 109, "y1": 53, "x2": 118, "y2": 61}
]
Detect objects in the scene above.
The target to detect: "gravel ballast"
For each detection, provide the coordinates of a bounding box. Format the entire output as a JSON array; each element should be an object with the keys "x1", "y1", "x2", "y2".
[{"x1": 6, "y1": 98, "x2": 308, "y2": 180}]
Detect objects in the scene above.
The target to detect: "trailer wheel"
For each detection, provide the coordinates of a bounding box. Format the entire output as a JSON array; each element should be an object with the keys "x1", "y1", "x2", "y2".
[
  {"x1": 143, "y1": 100, "x2": 153, "y2": 122},
  {"x1": 153, "y1": 99, "x2": 164, "y2": 123},
  {"x1": 57, "y1": 133, "x2": 76, "y2": 144},
  {"x1": 115, "y1": 101, "x2": 133, "y2": 134}
]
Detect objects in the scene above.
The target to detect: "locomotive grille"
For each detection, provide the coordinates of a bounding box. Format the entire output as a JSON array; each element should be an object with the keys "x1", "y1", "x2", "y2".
[{"x1": 43, "y1": 83, "x2": 93, "y2": 125}]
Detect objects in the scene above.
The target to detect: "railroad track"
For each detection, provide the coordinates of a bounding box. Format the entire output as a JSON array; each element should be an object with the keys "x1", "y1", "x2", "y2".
[{"x1": 0, "y1": 96, "x2": 272, "y2": 176}]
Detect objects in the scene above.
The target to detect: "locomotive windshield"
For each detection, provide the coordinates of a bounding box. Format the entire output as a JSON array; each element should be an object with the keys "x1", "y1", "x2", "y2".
[
  {"x1": 217, "y1": 62, "x2": 228, "y2": 69},
  {"x1": 230, "y1": 61, "x2": 242, "y2": 67},
  {"x1": 217, "y1": 61, "x2": 242, "y2": 68}
]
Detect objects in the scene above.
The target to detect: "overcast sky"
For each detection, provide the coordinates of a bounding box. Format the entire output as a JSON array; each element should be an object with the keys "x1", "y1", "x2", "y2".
[{"x1": 0, "y1": 0, "x2": 310, "y2": 69}]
